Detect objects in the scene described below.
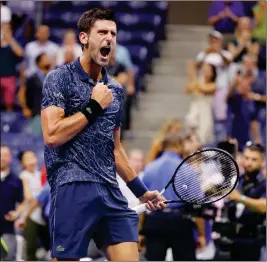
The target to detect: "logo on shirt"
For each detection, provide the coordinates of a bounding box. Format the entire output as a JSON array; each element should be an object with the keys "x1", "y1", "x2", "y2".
[
  {"x1": 56, "y1": 246, "x2": 65, "y2": 252},
  {"x1": 86, "y1": 107, "x2": 92, "y2": 114}
]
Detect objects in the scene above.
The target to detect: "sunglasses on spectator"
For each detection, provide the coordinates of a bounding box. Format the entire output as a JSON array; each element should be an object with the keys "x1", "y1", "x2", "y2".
[{"x1": 245, "y1": 141, "x2": 265, "y2": 153}]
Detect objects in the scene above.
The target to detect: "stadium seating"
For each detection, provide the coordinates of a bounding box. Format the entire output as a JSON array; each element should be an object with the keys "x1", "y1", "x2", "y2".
[{"x1": 43, "y1": 1, "x2": 167, "y2": 89}]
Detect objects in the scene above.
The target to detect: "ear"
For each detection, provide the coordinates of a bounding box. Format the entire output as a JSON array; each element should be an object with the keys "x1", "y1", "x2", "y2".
[{"x1": 79, "y1": 32, "x2": 88, "y2": 46}]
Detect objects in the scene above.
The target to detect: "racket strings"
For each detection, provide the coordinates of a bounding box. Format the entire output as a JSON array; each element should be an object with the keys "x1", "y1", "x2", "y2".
[{"x1": 173, "y1": 150, "x2": 238, "y2": 204}]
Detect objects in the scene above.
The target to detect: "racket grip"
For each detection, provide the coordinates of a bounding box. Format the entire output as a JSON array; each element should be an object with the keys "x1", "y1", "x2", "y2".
[{"x1": 132, "y1": 203, "x2": 147, "y2": 215}]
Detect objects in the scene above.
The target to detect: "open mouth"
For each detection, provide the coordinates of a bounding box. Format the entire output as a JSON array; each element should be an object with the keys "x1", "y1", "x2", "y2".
[{"x1": 100, "y1": 46, "x2": 111, "y2": 58}]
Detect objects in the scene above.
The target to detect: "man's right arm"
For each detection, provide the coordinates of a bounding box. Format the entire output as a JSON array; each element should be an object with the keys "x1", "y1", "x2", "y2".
[
  {"x1": 41, "y1": 107, "x2": 89, "y2": 148},
  {"x1": 41, "y1": 71, "x2": 113, "y2": 149}
]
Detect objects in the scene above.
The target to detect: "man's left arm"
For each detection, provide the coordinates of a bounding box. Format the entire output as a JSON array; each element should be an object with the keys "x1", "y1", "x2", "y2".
[
  {"x1": 228, "y1": 190, "x2": 266, "y2": 214},
  {"x1": 114, "y1": 127, "x2": 166, "y2": 211}
]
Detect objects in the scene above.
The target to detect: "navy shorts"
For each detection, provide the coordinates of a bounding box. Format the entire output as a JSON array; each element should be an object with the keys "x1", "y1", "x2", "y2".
[{"x1": 49, "y1": 182, "x2": 139, "y2": 259}]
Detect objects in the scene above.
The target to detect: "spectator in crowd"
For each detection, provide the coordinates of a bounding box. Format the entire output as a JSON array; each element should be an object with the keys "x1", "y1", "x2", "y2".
[
  {"x1": 228, "y1": 17, "x2": 259, "y2": 64},
  {"x1": 15, "y1": 182, "x2": 51, "y2": 260},
  {"x1": 252, "y1": 0, "x2": 266, "y2": 43},
  {"x1": 227, "y1": 142, "x2": 266, "y2": 261},
  {"x1": 19, "y1": 150, "x2": 49, "y2": 261},
  {"x1": 141, "y1": 133, "x2": 206, "y2": 261},
  {"x1": 115, "y1": 44, "x2": 136, "y2": 134},
  {"x1": 227, "y1": 69, "x2": 261, "y2": 151},
  {"x1": 146, "y1": 118, "x2": 183, "y2": 163},
  {"x1": 0, "y1": 145, "x2": 24, "y2": 260},
  {"x1": 0, "y1": 22, "x2": 24, "y2": 111},
  {"x1": 20, "y1": 24, "x2": 58, "y2": 86},
  {"x1": 195, "y1": 30, "x2": 233, "y2": 144},
  {"x1": 208, "y1": 1, "x2": 245, "y2": 34},
  {"x1": 56, "y1": 29, "x2": 82, "y2": 67},
  {"x1": 18, "y1": 53, "x2": 52, "y2": 118},
  {"x1": 185, "y1": 61, "x2": 217, "y2": 145},
  {"x1": 1, "y1": 2, "x2": 11, "y2": 24}
]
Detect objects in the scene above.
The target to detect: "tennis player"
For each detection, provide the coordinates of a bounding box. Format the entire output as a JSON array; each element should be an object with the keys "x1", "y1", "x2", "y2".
[{"x1": 41, "y1": 8, "x2": 166, "y2": 261}]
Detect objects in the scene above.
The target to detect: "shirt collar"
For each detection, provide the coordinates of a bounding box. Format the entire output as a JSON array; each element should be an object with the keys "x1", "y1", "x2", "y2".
[
  {"x1": 1, "y1": 170, "x2": 10, "y2": 181},
  {"x1": 73, "y1": 58, "x2": 109, "y2": 85},
  {"x1": 162, "y1": 151, "x2": 182, "y2": 160}
]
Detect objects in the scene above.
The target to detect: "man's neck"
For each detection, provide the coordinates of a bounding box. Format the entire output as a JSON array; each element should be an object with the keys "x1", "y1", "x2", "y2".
[{"x1": 80, "y1": 54, "x2": 102, "y2": 82}]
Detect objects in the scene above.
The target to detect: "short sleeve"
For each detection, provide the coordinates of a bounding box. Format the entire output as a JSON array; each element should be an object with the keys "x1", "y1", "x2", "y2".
[
  {"x1": 115, "y1": 87, "x2": 125, "y2": 128},
  {"x1": 41, "y1": 70, "x2": 66, "y2": 110},
  {"x1": 196, "y1": 52, "x2": 205, "y2": 63}
]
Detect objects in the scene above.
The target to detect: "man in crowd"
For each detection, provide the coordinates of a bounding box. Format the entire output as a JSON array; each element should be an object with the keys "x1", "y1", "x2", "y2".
[
  {"x1": 19, "y1": 53, "x2": 52, "y2": 119},
  {"x1": 227, "y1": 142, "x2": 266, "y2": 261},
  {"x1": 227, "y1": 70, "x2": 261, "y2": 151},
  {"x1": 141, "y1": 133, "x2": 206, "y2": 261},
  {"x1": 0, "y1": 145, "x2": 24, "y2": 260}
]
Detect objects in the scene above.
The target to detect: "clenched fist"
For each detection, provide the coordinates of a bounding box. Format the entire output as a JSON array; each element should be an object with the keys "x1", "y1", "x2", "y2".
[{"x1": 91, "y1": 83, "x2": 113, "y2": 109}]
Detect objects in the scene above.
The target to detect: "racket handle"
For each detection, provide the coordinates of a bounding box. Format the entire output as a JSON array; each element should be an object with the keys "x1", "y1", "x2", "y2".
[{"x1": 132, "y1": 203, "x2": 147, "y2": 215}]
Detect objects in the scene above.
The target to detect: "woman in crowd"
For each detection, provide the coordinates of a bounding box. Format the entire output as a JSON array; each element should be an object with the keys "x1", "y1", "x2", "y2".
[
  {"x1": 185, "y1": 61, "x2": 217, "y2": 146},
  {"x1": 228, "y1": 17, "x2": 260, "y2": 64}
]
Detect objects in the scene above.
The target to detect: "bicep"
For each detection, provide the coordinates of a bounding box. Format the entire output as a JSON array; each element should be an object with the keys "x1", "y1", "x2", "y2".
[{"x1": 41, "y1": 106, "x2": 65, "y2": 137}]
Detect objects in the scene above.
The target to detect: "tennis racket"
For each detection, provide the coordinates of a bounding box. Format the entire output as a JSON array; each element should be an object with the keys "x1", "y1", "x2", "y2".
[{"x1": 133, "y1": 148, "x2": 239, "y2": 215}]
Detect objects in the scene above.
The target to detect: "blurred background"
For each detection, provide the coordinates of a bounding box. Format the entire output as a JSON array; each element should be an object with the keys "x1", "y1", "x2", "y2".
[{"x1": 0, "y1": 1, "x2": 266, "y2": 261}]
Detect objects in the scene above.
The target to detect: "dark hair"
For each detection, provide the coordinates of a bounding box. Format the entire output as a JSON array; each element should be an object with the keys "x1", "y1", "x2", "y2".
[
  {"x1": 77, "y1": 8, "x2": 115, "y2": 34},
  {"x1": 245, "y1": 141, "x2": 265, "y2": 154},
  {"x1": 35, "y1": 53, "x2": 46, "y2": 65},
  {"x1": 77, "y1": 8, "x2": 115, "y2": 50}
]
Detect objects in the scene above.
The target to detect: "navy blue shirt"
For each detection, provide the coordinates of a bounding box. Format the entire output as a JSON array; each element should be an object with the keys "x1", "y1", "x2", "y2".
[
  {"x1": 0, "y1": 173, "x2": 24, "y2": 235},
  {"x1": 228, "y1": 93, "x2": 257, "y2": 151},
  {"x1": 237, "y1": 172, "x2": 266, "y2": 226},
  {"x1": 41, "y1": 58, "x2": 124, "y2": 194}
]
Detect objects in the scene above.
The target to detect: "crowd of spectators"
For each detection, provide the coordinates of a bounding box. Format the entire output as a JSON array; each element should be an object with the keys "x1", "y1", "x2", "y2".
[{"x1": 0, "y1": 1, "x2": 266, "y2": 261}]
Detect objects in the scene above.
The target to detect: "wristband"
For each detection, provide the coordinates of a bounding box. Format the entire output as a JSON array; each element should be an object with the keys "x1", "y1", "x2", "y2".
[
  {"x1": 127, "y1": 176, "x2": 148, "y2": 198},
  {"x1": 81, "y1": 99, "x2": 104, "y2": 124}
]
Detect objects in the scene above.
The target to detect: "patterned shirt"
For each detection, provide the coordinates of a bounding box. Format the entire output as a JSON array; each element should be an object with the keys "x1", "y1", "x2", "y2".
[{"x1": 41, "y1": 58, "x2": 124, "y2": 193}]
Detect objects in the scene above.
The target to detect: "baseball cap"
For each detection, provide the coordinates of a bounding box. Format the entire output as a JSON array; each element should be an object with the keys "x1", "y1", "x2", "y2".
[{"x1": 209, "y1": 30, "x2": 223, "y2": 40}]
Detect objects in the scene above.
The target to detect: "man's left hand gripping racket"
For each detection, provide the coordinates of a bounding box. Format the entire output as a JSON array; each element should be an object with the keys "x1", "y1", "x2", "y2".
[{"x1": 133, "y1": 148, "x2": 239, "y2": 215}]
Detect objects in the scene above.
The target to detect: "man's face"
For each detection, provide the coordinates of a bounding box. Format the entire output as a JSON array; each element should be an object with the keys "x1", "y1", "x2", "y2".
[
  {"x1": 36, "y1": 25, "x2": 50, "y2": 42},
  {"x1": 128, "y1": 151, "x2": 144, "y2": 174},
  {"x1": 38, "y1": 54, "x2": 51, "y2": 70},
  {"x1": 243, "y1": 148, "x2": 264, "y2": 174},
  {"x1": 85, "y1": 20, "x2": 117, "y2": 67},
  {"x1": 0, "y1": 146, "x2": 11, "y2": 171},
  {"x1": 210, "y1": 36, "x2": 222, "y2": 51}
]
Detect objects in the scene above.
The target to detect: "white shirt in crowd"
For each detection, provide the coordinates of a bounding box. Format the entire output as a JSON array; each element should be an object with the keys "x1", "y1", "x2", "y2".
[
  {"x1": 20, "y1": 170, "x2": 46, "y2": 226},
  {"x1": 1, "y1": 4, "x2": 11, "y2": 23},
  {"x1": 24, "y1": 40, "x2": 59, "y2": 77},
  {"x1": 56, "y1": 43, "x2": 82, "y2": 67},
  {"x1": 0, "y1": 170, "x2": 10, "y2": 181},
  {"x1": 196, "y1": 50, "x2": 233, "y2": 89}
]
